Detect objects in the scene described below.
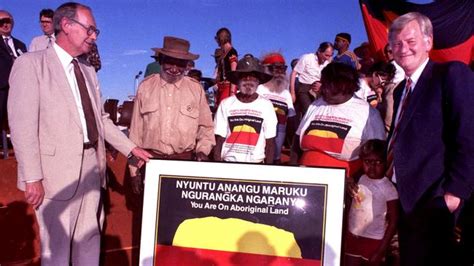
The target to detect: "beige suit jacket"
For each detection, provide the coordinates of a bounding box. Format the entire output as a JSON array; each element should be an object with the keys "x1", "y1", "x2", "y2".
[{"x1": 8, "y1": 47, "x2": 136, "y2": 200}]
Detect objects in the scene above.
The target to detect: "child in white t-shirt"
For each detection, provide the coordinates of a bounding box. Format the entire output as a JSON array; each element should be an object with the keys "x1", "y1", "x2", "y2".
[{"x1": 345, "y1": 139, "x2": 399, "y2": 266}]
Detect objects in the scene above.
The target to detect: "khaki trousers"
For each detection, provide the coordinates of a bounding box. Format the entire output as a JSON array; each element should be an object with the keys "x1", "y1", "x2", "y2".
[{"x1": 35, "y1": 148, "x2": 103, "y2": 266}]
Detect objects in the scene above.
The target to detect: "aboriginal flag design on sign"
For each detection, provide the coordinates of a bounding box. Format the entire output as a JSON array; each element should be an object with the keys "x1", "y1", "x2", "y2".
[
  {"x1": 270, "y1": 99, "x2": 289, "y2": 125},
  {"x1": 226, "y1": 115, "x2": 263, "y2": 146},
  {"x1": 154, "y1": 176, "x2": 327, "y2": 266},
  {"x1": 302, "y1": 121, "x2": 351, "y2": 153}
]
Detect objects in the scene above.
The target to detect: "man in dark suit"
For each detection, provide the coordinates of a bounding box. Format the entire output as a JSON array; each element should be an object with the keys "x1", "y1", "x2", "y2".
[
  {"x1": 387, "y1": 12, "x2": 474, "y2": 266},
  {"x1": 0, "y1": 10, "x2": 26, "y2": 129}
]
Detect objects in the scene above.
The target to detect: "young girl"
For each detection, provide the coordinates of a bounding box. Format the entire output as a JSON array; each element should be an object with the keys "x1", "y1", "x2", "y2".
[{"x1": 345, "y1": 139, "x2": 399, "y2": 266}]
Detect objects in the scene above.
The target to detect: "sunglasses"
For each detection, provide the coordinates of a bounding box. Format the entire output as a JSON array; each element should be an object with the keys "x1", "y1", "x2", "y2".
[
  {"x1": 267, "y1": 65, "x2": 288, "y2": 72},
  {"x1": 69, "y1": 18, "x2": 100, "y2": 37},
  {"x1": 0, "y1": 18, "x2": 13, "y2": 27}
]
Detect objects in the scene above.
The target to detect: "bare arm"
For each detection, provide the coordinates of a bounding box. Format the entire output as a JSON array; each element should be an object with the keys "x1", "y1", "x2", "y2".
[
  {"x1": 213, "y1": 135, "x2": 225, "y2": 161},
  {"x1": 369, "y1": 199, "x2": 399, "y2": 265},
  {"x1": 230, "y1": 61, "x2": 238, "y2": 95},
  {"x1": 265, "y1": 138, "x2": 275, "y2": 164},
  {"x1": 290, "y1": 70, "x2": 298, "y2": 103},
  {"x1": 289, "y1": 134, "x2": 302, "y2": 165}
]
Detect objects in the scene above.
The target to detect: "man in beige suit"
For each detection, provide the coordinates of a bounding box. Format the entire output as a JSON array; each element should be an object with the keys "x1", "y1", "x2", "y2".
[{"x1": 7, "y1": 3, "x2": 151, "y2": 265}]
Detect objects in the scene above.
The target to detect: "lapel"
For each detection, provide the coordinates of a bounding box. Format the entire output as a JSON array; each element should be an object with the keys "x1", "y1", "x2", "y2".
[
  {"x1": 397, "y1": 60, "x2": 435, "y2": 135},
  {"x1": 12, "y1": 37, "x2": 26, "y2": 54},
  {"x1": 0, "y1": 36, "x2": 12, "y2": 58},
  {"x1": 46, "y1": 48, "x2": 82, "y2": 129}
]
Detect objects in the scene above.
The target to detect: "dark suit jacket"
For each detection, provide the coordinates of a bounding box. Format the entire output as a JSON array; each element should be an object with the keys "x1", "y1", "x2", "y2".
[
  {"x1": 0, "y1": 36, "x2": 27, "y2": 89},
  {"x1": 389, "y1": 60, "x2": 474, "y2": 213}
]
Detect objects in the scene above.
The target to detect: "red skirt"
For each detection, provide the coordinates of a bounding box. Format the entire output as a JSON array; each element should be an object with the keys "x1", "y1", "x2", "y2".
[
  {"x1": 300, "y1": 150, "x2": 362, "y2": 178},
  {"x1": 345, "y1": 232, "x2": 383, "y2": 260}
]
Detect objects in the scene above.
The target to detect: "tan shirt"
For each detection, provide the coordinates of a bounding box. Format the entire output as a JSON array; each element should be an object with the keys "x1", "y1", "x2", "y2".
[{"x1": 129, "y1": 74, "x2": 215, "y2": 157}]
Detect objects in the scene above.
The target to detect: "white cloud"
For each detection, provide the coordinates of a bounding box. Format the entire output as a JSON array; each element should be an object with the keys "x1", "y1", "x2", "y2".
[{"x1": 122, "y1": 49, "x2": 148, "y2": 56}]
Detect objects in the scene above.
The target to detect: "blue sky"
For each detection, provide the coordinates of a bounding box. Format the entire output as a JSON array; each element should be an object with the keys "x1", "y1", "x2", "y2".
[{"x1": 3, "y1": 0, "x2": 371, "y2": 101}]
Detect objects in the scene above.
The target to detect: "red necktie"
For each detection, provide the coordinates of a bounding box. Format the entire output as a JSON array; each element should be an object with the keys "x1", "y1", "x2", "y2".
[
  {"x1": 71, "y1": 59, "x2": 98, "y2": 144},
  {"x1": 386, "y1": 78, "x2": 412, "y2": 178}
]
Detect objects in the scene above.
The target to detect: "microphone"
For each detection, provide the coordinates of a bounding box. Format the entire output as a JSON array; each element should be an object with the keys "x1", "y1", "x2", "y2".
[{"x1": 135, "y1": 71, "x2": 143, "y2": 79}]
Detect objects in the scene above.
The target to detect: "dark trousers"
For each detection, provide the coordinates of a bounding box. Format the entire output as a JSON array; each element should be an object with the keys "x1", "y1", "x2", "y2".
[
  {"x1": 398, "y1": 195, "x2": 467, "y2": 266},
  {"x1": 295, "y1": 82, "x2": 314, "y2": 120},
  {"x1": 0, "y1": 88, "x2": 8, "y2": 130}
]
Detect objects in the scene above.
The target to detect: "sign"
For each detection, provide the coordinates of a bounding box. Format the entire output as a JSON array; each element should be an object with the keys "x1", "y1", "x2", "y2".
[{"x1": 139, "y1": 160, "x2": 345, "y2": 266}]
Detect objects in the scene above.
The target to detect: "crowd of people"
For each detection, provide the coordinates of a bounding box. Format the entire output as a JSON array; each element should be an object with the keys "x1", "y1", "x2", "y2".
[{"x1": 1, "y1": 1, "x2": 473, "y2": 266}]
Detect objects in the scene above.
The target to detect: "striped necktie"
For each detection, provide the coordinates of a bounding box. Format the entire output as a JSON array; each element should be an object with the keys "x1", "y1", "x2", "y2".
[
  {"x1": 386, "y1": 78, "x2": 412, "y2": 178},
  {"x1": 47, "y1": 35, "x2": 53, "y2": 48}
]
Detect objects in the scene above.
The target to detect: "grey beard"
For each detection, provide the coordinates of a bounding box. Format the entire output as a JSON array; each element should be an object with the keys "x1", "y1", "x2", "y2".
[{"x1": 266, "y1": 77, "x2": 289, "y2": 93}]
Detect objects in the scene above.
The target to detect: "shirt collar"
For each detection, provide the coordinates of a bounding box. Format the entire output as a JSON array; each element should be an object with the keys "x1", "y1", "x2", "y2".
[
  {"x1": 53, "y1": 42, "x2": 74, "y2": 70},
  {"x1": 159, "y1": 75, "x2": 184, "y2": 89},
  {"x1": 407, "y1": 58, "x2": 429, "y2": 90}
]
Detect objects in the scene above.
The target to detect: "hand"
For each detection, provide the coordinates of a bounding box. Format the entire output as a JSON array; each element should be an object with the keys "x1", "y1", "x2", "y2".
[
  {"x1": 130, "y1": 175, "x2": 143, "y2": 194},
  {"x1": 130, "y1": 147, "x2": 153, "y2": 168},
  {"x1": 345, "y1": 178, "x2": 359, "y2": 198},
  {"x1": 310, "y1": 81, "x2": 322, "y2": 93},
  {"x1": 25, "y1": 181, "x2": 45, "y2": 209},
  {"x1": 444, "y1": 192, "x2": 461, "y2": 213},
  {"x1": 195, "y1": 152, "x2": 209, "y2": 161}
]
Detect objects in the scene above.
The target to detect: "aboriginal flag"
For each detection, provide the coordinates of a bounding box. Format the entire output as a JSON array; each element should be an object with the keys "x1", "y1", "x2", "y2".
[
  {"x1": 226, "y1": 115, "x2": 263, "y2": 146},
  {"x1": 269, "y1": 99, "x2": 289, "y2": 125},
  {"x1": 301, "y1": 121, "x2": 351, "y2": 153},
  {"x1": 359, "y1": 0, "x2": 473, "y2": 64}
]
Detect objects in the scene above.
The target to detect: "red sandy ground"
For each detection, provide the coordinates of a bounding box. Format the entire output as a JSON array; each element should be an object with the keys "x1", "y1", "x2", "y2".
[
  {"x1": 0, "y1": 153, "x2": 143, "y2": 266},
  {"x1": 0, "y1": 151, "x2": 292, "y2": 266}
]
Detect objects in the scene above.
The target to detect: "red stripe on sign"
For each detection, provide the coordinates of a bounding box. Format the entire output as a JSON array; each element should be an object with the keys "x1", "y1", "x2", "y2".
[{"x1": 155, "y1": 244, "x2": 321, "y2": 266}]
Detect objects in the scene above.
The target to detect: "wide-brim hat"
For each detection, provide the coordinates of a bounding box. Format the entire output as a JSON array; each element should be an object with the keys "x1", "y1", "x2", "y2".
[
  {"x1": 151, "y1": 36, "x2": 199, "y2": 61},
  {"x1": 227, "y1": 54, "x2": 273, "y2": 85}
]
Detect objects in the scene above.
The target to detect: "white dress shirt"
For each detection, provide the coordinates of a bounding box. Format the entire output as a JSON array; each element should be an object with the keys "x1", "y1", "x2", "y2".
[
  {"x1": 3, "y1": 35, "x2": 19, "y2": 57},
  {"x1": 392, "y1": 58, "x2": 429, "y2": 183},
  {"x1": 29, "y1": 34, "x2": 55, "y2": 52},
  {"x1": 53, "y1": 43, "x2": 92, "y2": 143}
]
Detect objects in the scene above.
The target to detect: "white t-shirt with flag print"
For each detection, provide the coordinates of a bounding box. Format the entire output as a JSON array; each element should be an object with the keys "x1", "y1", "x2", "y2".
[
  {"x1": 214, "y1": 95, "x2": 277, "y2": 163},
  {"x1": 257, "y1": 84, "x2": 296, "y2": 126},
  {"x1": 296, "y1": 96, "x2": 386, "y2": 161}
]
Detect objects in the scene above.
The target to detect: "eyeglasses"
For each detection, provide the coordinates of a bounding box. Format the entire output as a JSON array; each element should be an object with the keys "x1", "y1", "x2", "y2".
[
  {"x1": 0, "y1": 18, "x2": 12, "y2": 27},
  {"x1": 363, "y1": 159, "x2": 385, "y2": 165},
  {"x1": 69, "y1": 18, "x2": 100, "y2": 37},
  {"x1": 40, "y1": 20, "x2": 52, "y2": 24}
]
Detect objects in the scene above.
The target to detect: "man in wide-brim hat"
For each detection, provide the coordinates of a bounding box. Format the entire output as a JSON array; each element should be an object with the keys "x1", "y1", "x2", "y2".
[
  {"x1": 128, "y1": 36, "x2": 215, "y2": 193},
  {"x1": 213, "y1": 54, "x2": 277, "y2": 164}
]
